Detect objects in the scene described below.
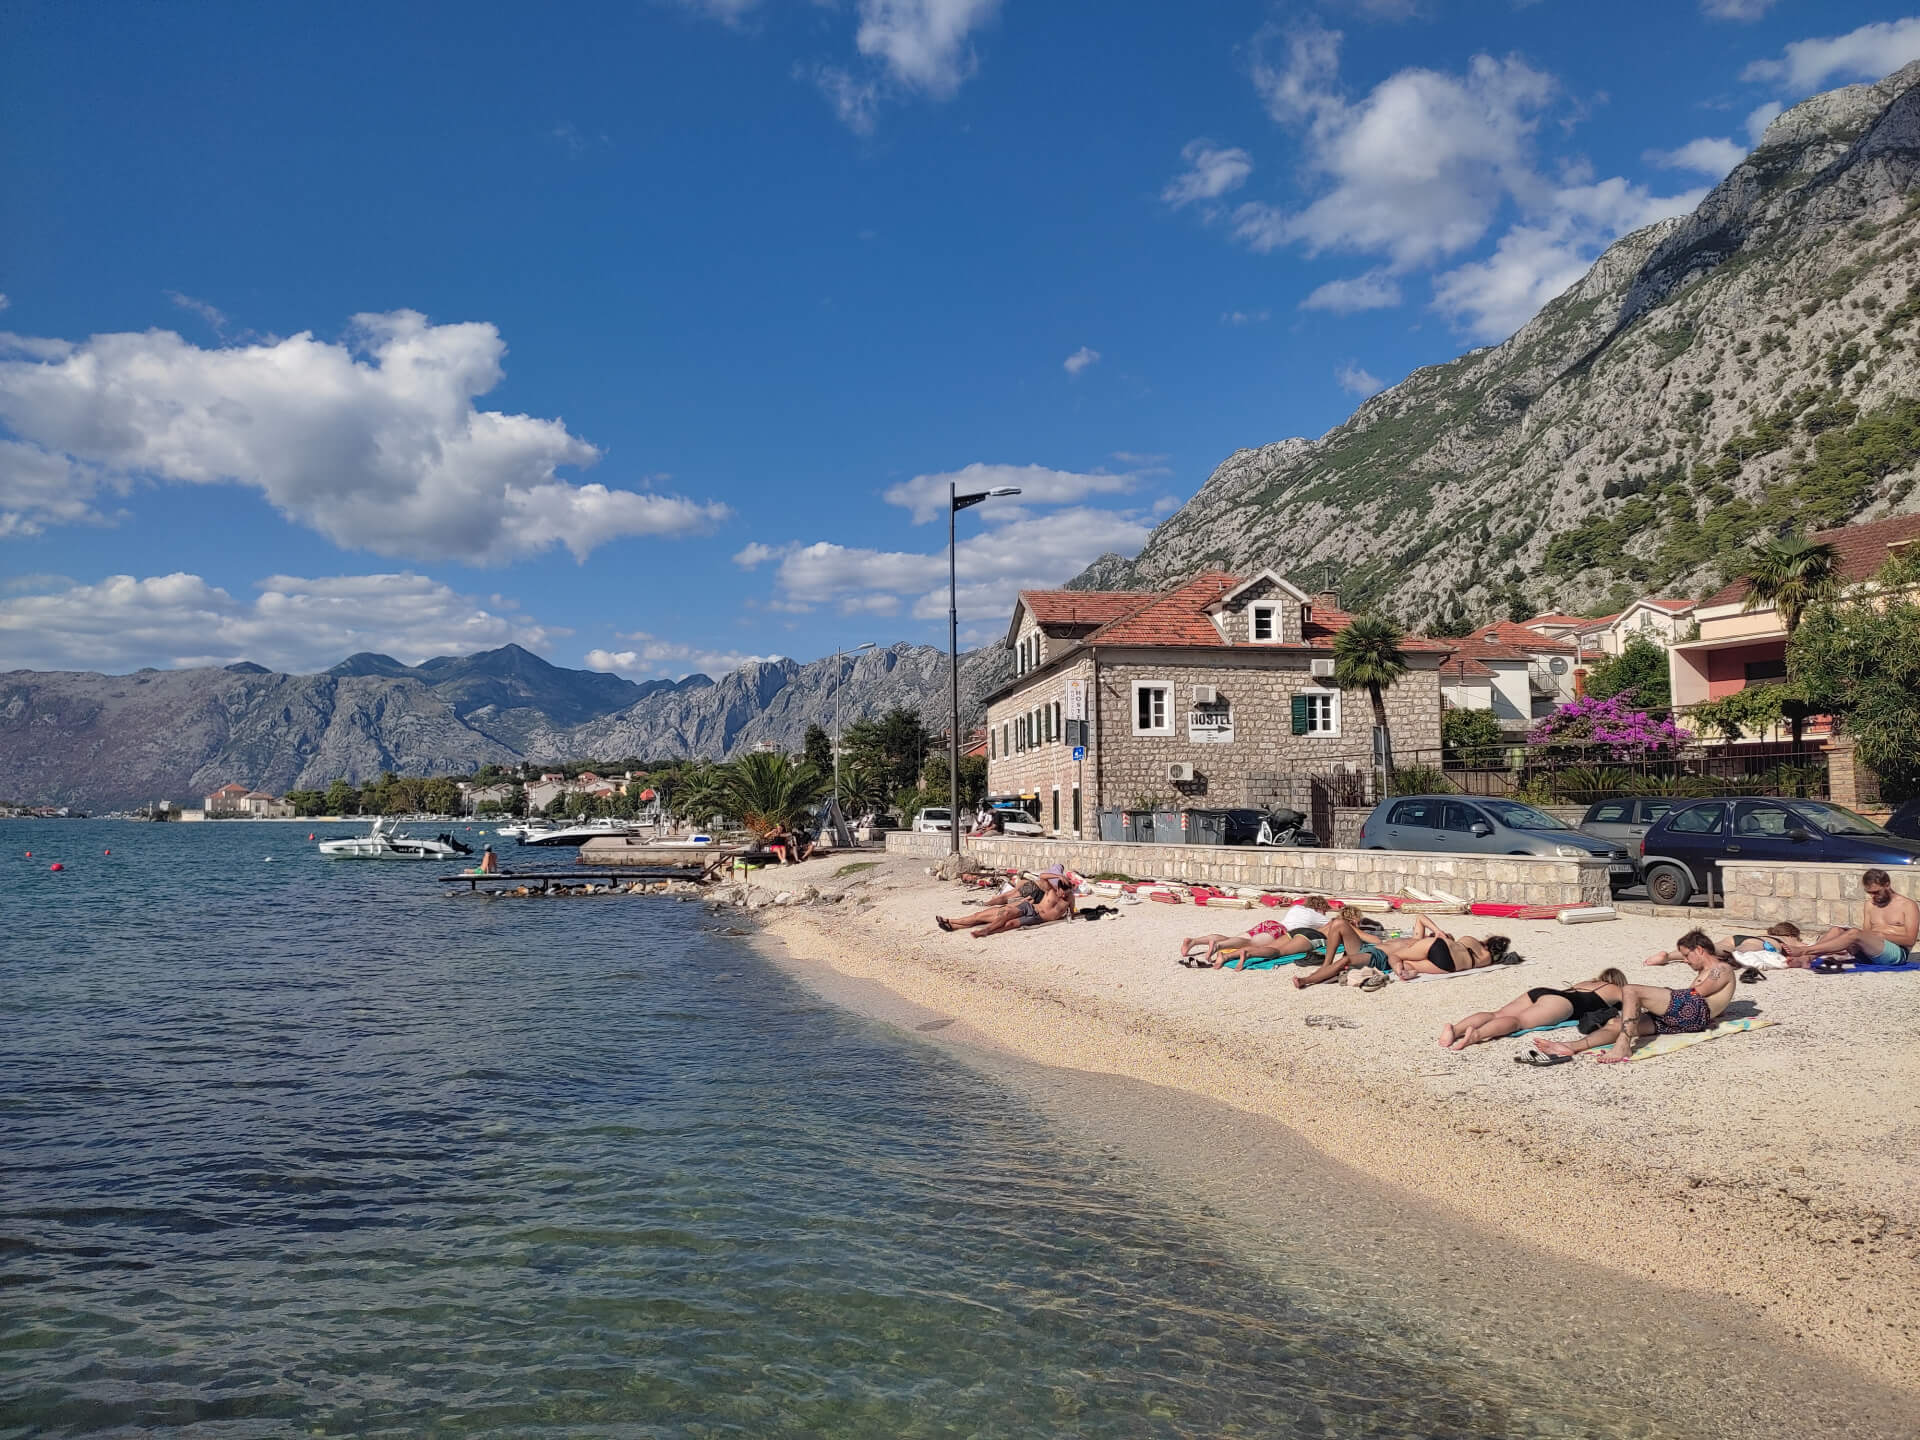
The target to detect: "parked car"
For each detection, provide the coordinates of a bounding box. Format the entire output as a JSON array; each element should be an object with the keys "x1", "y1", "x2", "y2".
[
  {"x1": 1887, "y1": 798, "x2": 1920, "y2": 842},
  {"x1": 913, "y1": 807, "x2": 952, "y2": 833},
  {"x1": 1578, "y1": 796, "x2": 1679, "y2": 849},
  {"x1": 1638, "y1": 796, "x2": 1920, "y2": 905},
  {"x1": 989, "y1": 803, "x2": 1045, "y2": 837},
  {"x1": 1357, "y1": 794, "x2": 1637, "y2": 891}
]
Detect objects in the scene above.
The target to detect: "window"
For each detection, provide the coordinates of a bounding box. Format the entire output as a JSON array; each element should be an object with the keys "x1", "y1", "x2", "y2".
[
  {"x1": 1072, "y1": 785, "x2": 1081, "y2": 835},
  {"x1": 1387, "y1": 799, "x2": 1437, "y2": 827},
  {"x1": 1052, "y1": 701, "x2": 1061, "y2": 743},
  {"x1": 1667, "y1": 803, "x2": 1726, "y2": 835},
  {"x1": 1051, "y1": 788, "x2": 1060, "y2": 831},
  {"x1": 1250, "y1": 604, "x2": 1277, "y2": 642},
  {"x1": 1734, "y1": 802, "x2": 1794, "y2": 838},
  {"x1": 1440, "y1": 802, "x2": 1484, "y2": 832},
  {"x1": 1002, "y1": 722, "x2": 1010, "y2": 756},
  {"x1": 1588, "y1": 803, "x2": 1630, "y2": 824},
  {"x1": 1133, "y1": 682, "x2": 1172, "y2": 735},
  {"x1": 1639, "y1": 801, "x2": 1672, "y2": 824},
  {"x1": 989, "y1": 730, "x2": 996, "y2": 760},
  {"x1": 1292, "y1": 691, "x2": 1338, "y2": 735},
  {"x1": 1744, "y1": 657, "x2": 1788, "y2": 684}
]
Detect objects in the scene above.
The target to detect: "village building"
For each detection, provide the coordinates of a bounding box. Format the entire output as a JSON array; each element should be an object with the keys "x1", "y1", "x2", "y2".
[
  {"x1": 1434, "y1": 622, "x2": 1578, "y2": 730},
  {"x1": 202, "y1": 782, "x2": 294, "y2": 818},
  {"x1": 981, "y1": 571, "x2": 1450, "y2": 837}
]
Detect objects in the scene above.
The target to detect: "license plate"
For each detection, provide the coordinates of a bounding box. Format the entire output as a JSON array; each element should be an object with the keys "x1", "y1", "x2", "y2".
[{"x1": 1609, "y1": 863, "x2": 1633, "y2": 874}]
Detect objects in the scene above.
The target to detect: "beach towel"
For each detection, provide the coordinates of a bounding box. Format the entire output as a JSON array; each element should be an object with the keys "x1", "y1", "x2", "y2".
[
  {"x1": 1400, "y1": 964, "x2": 1506, "y2": 982},
  {"x1": 1510, "y1": 1017, "x2": 1578, "y2": 1037},
  {"x1": 1622, "y1": 1016, "x2": 1777, "y2": 1061},
  {"x1": 1810, "y1": 958, "x2": 1919, "y2": 974}
]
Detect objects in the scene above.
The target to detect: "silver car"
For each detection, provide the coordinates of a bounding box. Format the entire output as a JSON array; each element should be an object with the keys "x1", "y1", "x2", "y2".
[
  {"x1": 1357, "y1": 794, "x2": 1637, "y2": 891},
  {"x1": 1579, "y1": 796, "x2": 1678, "y2": 849}
]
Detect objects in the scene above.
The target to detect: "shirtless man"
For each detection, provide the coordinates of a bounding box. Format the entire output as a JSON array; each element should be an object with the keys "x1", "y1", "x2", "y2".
[
  {"x1": 1533, "y1": 929, "x2": 1736, "y2": 1064},
  {"x1": 1775, "y1": 868, "x2": 1918, "y2": 968},
  {"x1": 966, "y1": 883, "x2": 1072, "y2": 936},
  {"x1": 935, "y1": 866, "x2": 1072, "y2": 932}
]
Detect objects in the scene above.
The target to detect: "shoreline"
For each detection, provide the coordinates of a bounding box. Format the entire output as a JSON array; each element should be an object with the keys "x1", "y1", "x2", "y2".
[{"x1": 732, "y1": 851, "x2": 1919, "y2": 1416}]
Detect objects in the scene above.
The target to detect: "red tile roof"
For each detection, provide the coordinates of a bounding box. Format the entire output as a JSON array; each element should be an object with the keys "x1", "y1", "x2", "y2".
[
  {"x1": 1703, "y1": 512, "x2": 1920, "y2": 607},
  {"x1": 1017, "y1": 589, "x2": 1150, "y2": 630},
  {"x1": 1083, "y1": 571, "x2": 1242, "y2": 646},
  {"x1": 1521, "y1": 612, "x2": 1586, "y2": 628},
  {"x1": 1441, "y1": 655, "x2": 1499, "y2": 680},
  {"x1": 209, "y1": 783, "x2": 249, "y2": 796},
  {"x1": 1636, "y1": 597, "x2": 1696, "y2": 613},
  {"x1": 1466, "y1": 621, "x2": 1577, "y2": 653},
  {"x1": 1442, "y1": 634, "x2": 1533, "y2": 662}
]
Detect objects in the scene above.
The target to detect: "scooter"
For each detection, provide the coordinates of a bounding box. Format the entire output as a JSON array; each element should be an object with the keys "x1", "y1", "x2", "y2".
[{"x1": 1255, "y1": 806, "x2": 1322, "y2": 847}]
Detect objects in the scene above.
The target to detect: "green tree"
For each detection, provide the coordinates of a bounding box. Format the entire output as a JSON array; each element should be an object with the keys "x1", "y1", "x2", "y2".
[
  {"x1": 671, "y1": 763, "x2": 733, "y2": 827},
  {"x1": 1741, "y1": 532, "x2": 1841, "y2": 635},
  {"x1": 841, "y1": 708, "x2": 930, "y2": 798},
  {"x1": 422, "y1": 777, "x2": 462, "y2": 816},
  {"x1": 918, "y1": 751, "x2": 986, "y2": 809},
  {"x1": 1584, "y1": 635, "x2": 1672, "y2": 711},
  {"x1": 324, "y1": 779, "x2": 358, "y2": 815},
  {"x1": 723, "y1": 752, "x2": 827, "y2": 838},
  {"x1": 1440, "y1": 705, "x2": 1504, "y2": 762},
  {"x1": 803, "y1": 723, "x2": 833, "y2": 775},
  {"x1": 1789, "y1": 551, "x2": 1920, "y2": 800},
  {"x1": 1334, "y1": 615, "x2": 1410, "y2": 788}
]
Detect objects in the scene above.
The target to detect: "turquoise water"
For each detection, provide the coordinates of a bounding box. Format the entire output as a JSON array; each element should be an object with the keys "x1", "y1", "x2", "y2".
[{"x1": 2, "y1": 821, "x2": 1681, "y2": 1435}]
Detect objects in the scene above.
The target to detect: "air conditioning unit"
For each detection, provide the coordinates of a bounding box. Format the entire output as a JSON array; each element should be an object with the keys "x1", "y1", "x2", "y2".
[
  {"x1": 1192, "y1": 684, "x2": 1217, "y2": 704},
  {"x1": 1310, "y1": 658, "x2": 1336, "y2": 679},
  {"x1": 1167, "y1": 762, "x2": 1195, "y2": 782}
]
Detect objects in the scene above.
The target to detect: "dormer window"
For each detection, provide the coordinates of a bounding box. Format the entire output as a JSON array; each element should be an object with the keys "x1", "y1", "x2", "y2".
[{"x1": 1250, "y1": 604, "x2": 1278, "y2": 643}]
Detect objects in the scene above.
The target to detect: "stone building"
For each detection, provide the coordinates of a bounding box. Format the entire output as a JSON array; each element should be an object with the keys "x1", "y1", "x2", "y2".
[{"x1": 981, "y1": 571, "x2": 1450, "y2": 836}]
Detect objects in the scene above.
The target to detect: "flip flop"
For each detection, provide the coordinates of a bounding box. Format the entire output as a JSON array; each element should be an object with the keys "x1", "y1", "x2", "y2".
[
  {"x1": 1493, "y1": 954, "x2": 1525, "y2": 965},
  {"x1": 936, "y1": 917, "x2": 954, "y2": 932},
  {"x1": 1514, "y1": 1049, "x2": 1572, "y2": 1066}
]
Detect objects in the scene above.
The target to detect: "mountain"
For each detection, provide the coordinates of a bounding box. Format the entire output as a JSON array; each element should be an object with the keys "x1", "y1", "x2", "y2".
[
  {"x1": 1076, "y1": 63, "x2": 1920, "y2": 626},
  {"x1": 0, "y1": 642, "x2": 1011, "y2": 811}
]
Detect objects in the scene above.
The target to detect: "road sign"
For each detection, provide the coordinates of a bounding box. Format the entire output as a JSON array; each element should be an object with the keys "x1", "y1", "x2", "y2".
[
  {"x1": 1065, "y1": 677, "x2": 1086, "y2": 721},
  {"x1": 1072, "y1": 745, "x2": 1086, "y2": 762}
]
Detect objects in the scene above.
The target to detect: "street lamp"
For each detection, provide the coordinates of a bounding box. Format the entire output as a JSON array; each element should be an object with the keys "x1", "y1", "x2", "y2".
[
  {"x1": 833, "y1": 640, "x2": 876, "y2": 833},
  {"x1": 949, "y1": 482, "x2": 1022, "y2": 854}
]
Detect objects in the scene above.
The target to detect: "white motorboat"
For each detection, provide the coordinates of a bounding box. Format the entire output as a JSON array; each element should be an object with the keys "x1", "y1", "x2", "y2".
[
  {"x1": 517, "y1": 818, "x2": 642, "y2": 847},
  {"x1": 494, "y1": 820, "x2": 555, "y2": 842},
  {"x1": 318, "y1": 818, "x2": 473, "y2": 860}
]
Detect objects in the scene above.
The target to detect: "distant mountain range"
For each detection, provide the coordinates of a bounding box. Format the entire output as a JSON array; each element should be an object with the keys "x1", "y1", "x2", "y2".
[
  {"x1": 0, "y1": 643, "x2": 1011, "y2": 812},
  {"x1": 1074, "y1": 62, "x2": 1920, "y2": 623}
]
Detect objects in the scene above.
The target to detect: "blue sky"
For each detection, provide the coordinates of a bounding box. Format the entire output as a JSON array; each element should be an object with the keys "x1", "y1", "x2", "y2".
[{"x1": 3, "y1": 0, "x2": 1917, "y2": 678}]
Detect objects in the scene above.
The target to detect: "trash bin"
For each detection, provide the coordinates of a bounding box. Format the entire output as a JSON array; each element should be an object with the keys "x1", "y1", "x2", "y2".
[
  {"x1": 1097, "y1": 808, "x2": 1125, "y2": 843},
  {"x1": 1123, "y1": 810, "x2": 1154, "y2": 843},
  {"x1": 1150, "y1": 810, "x2": 1184, "y2": 845},
  {"x1": 1183, "y1": 809, "x2": 1230, "y2": 846}
]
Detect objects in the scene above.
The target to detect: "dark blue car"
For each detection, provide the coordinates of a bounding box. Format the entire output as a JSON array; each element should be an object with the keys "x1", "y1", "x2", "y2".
[{"x1": 1638, "y1": 796, "x2": 1920, "y2": 905}]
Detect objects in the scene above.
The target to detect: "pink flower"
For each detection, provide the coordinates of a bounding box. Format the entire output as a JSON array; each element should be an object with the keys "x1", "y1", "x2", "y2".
[{"x1": 1529, "y1": 696, "x2": 1691, "y2": 759}]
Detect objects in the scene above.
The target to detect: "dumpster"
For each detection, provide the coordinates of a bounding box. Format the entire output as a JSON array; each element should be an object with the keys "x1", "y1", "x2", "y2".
[
  {"x1": 1150, "y1": 810, "x2": 1184, "y2": 845},
  {"x1": 1097, "y1": 808, "x2": 1125, "y2": 843},
  {"x1": 1123, "y1": 810, "x2": 1154, "y2": 843},
  {"x1": 1183, "y1": 809, "x2": 1230, "y2": 846}
]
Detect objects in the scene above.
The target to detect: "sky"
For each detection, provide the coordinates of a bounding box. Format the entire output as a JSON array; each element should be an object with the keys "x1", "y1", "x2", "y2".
[{"x1": 3, "y1": 0, "x2": 1918, "y2": 679}]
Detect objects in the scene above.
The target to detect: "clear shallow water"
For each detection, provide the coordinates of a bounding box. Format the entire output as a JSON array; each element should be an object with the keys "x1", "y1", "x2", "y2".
[{"x1": 4, "y1": 821, "x2": 1650, "y2": 1437}]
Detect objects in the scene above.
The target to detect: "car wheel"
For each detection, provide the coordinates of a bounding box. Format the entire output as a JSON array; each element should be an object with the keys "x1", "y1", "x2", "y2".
[{"x1": 1645, "y1": 864, "x2": 1693, "y2": 906}]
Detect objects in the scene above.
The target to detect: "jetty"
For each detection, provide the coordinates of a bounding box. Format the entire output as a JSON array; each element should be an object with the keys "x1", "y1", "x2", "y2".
[
  {"x1": 438, "y1": 867, "x2": 712, "y2": 894},
  {"x1": 576, "y1": 835, "x2": 746, "y2": 877}
]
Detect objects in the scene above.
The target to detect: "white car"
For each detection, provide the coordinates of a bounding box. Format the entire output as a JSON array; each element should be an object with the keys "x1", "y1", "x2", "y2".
[
  {"x1": 913, "y1": 807, "x2": 952, "y2": 832},
  {"x1": 990, "y1": 807, "x2": 1045, "y2": 837}
]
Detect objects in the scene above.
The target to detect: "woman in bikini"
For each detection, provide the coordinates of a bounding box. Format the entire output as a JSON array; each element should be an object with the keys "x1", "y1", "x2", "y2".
[
  {"x1": 1179, "y1": 915, "x2": 1330, "y2": 969},
  {"x1": 1292, "y1": 912, "x2": 1517, "y2": 987},
  {"x1": 1532, "y1": 929, "x2": 1737, "y2": 1064},
  {"x1": 1438, "y1": 969, "x2": 1626, "y2": 1051}
]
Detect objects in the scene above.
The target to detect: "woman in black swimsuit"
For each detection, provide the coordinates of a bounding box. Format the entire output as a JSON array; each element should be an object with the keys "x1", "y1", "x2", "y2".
[
  {"x1": 1437, "y1": 969, "x2": 1627, "y2": 1051},
  {"x1": 1370, "y1": 913, "x2": 1515, "y2": 978}
]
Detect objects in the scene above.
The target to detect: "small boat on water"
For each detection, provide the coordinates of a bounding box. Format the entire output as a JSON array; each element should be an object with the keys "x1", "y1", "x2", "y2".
[
  {"x1": 494, "y1": 820, "x2": 555, "y2": 842},
  {"x1": 318, "y1": 818, "x2": 473, "y2": 860},
  {"x1": 517, "y1": 818, "x2": 645, "y2": 847}
]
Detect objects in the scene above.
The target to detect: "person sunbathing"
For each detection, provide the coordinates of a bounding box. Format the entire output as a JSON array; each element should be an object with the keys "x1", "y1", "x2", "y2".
[
  {"x1": 964, "y1": 884, "x2": 1072, "y2": 936},
  {"x1": 1772, "y1": 869, "x2": 1917, "y2": 969},
  {"x1": 1180, "y1": 919, "x2": 1325, "y2": 969},
  {"x1": 1288, "y1": 914, "x2": 1398, "y2": 989},
  {"x1": 1293, "y1": 912, "x2": 1516, "y2": 987},
  {"x1": 1531, "y1": 929, "x2": 1736, "y2": 1064},
  {"x1": 1439, "y1": 969, "x2": 1626, "y2": 1051},
  {"x1": 1645, "y1": 922, "x2": 1800, "y2": 970},
  {"x1": 935, "y1": 867, "x2": 1071, "y2": 932}
]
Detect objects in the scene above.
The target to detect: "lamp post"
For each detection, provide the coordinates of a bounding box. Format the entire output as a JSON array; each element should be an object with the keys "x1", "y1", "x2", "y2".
[
  {"x1": 949, "y1": 481, "x2": 1022, "y2": 855},
  {"x1": 833, "y1": 640, "x2": 875, "y2": 831}
]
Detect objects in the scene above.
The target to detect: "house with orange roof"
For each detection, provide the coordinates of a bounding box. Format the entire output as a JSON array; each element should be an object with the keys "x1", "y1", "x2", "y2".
[
  {"x1": 984, "y1": 571, "x2": 1449, "y2": 834},
  {"x1": 1668, "y1": 511, "x2": 1920, "y2": 716}
]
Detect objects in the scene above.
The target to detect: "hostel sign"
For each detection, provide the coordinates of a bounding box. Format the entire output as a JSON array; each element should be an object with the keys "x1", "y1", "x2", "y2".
[{"x1": 1188, "y1": 700, "x2": 1234, "y2": 744}]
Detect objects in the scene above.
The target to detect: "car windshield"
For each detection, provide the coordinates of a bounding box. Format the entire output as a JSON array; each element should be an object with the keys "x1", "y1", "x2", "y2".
[
  {"x1": 1482, "y1": 800, "x2": 1570, "y2": 831},
  {"x1": 924, "y1": 809, "x2": 949, "y2": 820},
  {"x1": 1794, "y1": 801, "x2": 1888, "y2": 837}
]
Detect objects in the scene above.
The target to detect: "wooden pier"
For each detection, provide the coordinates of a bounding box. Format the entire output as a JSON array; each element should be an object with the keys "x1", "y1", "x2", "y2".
[{"x1": 437, "y1": 867, "x2": 717, "y2": 894}]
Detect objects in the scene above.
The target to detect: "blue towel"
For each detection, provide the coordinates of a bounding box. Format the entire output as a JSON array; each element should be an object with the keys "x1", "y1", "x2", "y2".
[{"x1": 1510, "y1": 1018, "x2": 1578, "y2": 1037}]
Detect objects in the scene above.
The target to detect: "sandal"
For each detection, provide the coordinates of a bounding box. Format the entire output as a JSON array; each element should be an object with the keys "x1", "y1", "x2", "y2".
[
  {"x1": 936, "y1": 917, "x2": 954, "y2": 932},
  {"x1": 1514, "y1": 1049, "x2": 1572, "y2": 1066},
  {"x1": 1740, "y1": 966, "x2": 1765, "y2": 983},
  {"x1": 1358, "y1": 971, "x2": 1389, "y2": 992}
]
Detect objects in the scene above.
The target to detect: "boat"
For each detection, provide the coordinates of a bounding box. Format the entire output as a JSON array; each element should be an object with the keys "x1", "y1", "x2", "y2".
[
  {"x1": 494, "y1": 820, "x2": 555, "y2": 842},
  {"x1": 318, "y1": 818, "x2": 473, "y2": 860},
  {"x1": 516, "y1": 818, "x2": 644, "y2": 847}
]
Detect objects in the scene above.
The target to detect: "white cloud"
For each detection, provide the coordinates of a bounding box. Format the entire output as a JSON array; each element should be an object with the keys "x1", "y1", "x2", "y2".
[
  {"x1": 1746, "y1": 101, "x2": 1783, "y2": 144},
  {"x1": 732, "y1": 542, "x2": 776, "y2": 568},
  {"x1": 809, "y1": 65, "x2": 882, "y2": 135},
  {"x1": 166, "y1": 291, "x2": 230, "y2": 336},
  {"x1": 1228, "y1": 202, "x2": 1291, "y2": 253},
  {"x1": 1063, "y1": 345, "x2": 1101, "y2": 375},
  {"x1": 1220, "y1": 309, "x2": 1271, "y2": 325},
  {"x1": 1335, "y1": 362, "x2": 1384, "y2": 397},
  {"x1": 1701, "y1": 0, "x2": 1776, "y2": 20},
  {"x1": 1162, "y1": 140, "x2": 1254, "y2": 209},
  {"x1": 586, "y1": 633, "x2": 780, "y2": 680},
  {"x1": 0, "y1": 441, "x2": 120, "y2": 537},
  {"x1": 1743, "y1": 19, "x2": 1920, "y2": 91},
  {"x1": 882, "y1": 461, "x2": 1138, "y2": 524},
  {"x1": 1433, "y1": 177, "x2": 1705, "y2": 340},
  {"x1": 0, "y1": 294, "x2": 10, "y2": 311},
  {"x1": 0, "y1": 312, "x2": 728, "y2": 563},
  {"x1": 854, "y1": 0, "x2": 1001, "y2": 98},
  {"x1": 1646, "y1": 136, "x2": 1747, "y2": 176},
  {"x1": 1300, "y1": 270, "x2": 1403, "y2": 313},
  {"x1": 0, "y1": 571, "x2": 565, "y2": 674},
  {"x1": 671, "y1": 0, "x2": 762, "y2": 25}
]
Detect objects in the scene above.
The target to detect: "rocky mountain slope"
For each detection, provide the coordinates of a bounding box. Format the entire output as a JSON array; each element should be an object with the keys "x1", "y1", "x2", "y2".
[
  {"x1": 0, "y1": 643, "x2": 1011, "y2": 811},
  {"x1": 1075, "y1": 63, "x2": 1920, "y2": 625}
]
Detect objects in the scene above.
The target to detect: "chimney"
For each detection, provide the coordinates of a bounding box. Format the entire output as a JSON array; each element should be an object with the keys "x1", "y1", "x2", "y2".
[{"x1": 1311, "y1": 589, "x2": 1340, "y2": 612}]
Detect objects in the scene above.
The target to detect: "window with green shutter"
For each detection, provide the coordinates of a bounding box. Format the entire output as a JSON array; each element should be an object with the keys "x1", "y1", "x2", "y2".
[{"x1": 1291, "y1": 694, "x2": 1310, "y2": 735}]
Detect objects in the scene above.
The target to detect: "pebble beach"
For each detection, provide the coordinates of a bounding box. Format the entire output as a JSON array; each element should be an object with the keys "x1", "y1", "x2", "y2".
[{"x1": 736, "y1": 851, "x2": 1920, "y2": 1400}]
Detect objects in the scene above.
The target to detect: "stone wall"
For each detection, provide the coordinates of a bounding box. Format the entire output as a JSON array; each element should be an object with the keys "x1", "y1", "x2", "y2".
[
  {"x1": 984, "y1": 654, "x2": 1097, "y2": 834},
  {"x1": 1719, "y1": 860, "x2": 1920, "y2": 931},
  {"x1": 884, "y1": 830, "x2": 1610, "y2": 906}
]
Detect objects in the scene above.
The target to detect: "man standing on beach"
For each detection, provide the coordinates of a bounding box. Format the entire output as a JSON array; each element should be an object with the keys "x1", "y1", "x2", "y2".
[
  {"x1": 1776, "y1": 868, "x2": 1918, "y2": 968},
  {"x1": 1532, "y1": 929, "x2": 1736, "y2": 1064}
]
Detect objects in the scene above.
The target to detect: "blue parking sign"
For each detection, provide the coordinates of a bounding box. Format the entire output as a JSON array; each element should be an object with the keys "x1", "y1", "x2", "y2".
[{"x1": 1072, "y1": 745, "x2": 1086, "y2": 762}]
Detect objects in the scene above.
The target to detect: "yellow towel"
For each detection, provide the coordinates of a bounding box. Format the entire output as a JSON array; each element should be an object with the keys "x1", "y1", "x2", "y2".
[{"x1": 1627, "y1": 1016, "x2": 1777, "y2": 1062}]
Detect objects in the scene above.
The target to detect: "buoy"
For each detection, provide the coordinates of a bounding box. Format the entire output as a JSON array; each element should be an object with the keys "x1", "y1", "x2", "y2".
[
  {"x1": 308, "y1": 833, "x2": 314, "y2": 840},
  {"x1": 49, "y1": 862, "x2": 63, "y2": 871},
  {"x1": 24, "y1": 851, "x2": 30, "y2": 858},
  {"x1": 103, "y1": 849, "x2": 110, "y2": 856}
]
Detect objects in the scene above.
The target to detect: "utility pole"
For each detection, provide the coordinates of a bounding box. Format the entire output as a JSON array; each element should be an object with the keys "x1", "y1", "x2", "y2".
[{"x1": 948, "y1": 479, "x2": 1021, "y2": 854}]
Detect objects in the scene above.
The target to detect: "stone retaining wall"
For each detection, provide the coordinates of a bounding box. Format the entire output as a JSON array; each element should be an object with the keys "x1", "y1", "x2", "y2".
[
  {"x1": 884, "y1": 830, "x2": 1610, "y2": 907},
  {"x1": 1719, "y1": 860, "x2": 1920, "y2": 930}
]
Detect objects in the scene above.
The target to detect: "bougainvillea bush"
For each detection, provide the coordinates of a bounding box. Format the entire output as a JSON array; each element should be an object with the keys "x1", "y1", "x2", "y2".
[{"x1": 1529, "y1": 695, "x2": 1692, "y2": 759}]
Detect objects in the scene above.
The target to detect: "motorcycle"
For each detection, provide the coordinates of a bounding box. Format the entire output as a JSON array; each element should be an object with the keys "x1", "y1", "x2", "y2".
[{"x1": 1254, "y1": 806, "x2": 1322, "y2": 847}]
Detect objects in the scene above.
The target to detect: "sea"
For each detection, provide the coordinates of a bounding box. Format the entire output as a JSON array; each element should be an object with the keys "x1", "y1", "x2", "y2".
[{"x1": 0, "y1": 820, "x2": 1897, "y2": 1438}]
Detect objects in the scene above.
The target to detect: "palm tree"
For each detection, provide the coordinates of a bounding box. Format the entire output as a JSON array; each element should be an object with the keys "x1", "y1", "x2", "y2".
[
  {"x1": 722, "y1": 751, "x2": 828, "y2": 839},
  {"x1": 1333, "y1": 615, "x2": 1410, "y2": 796},
  {"x1": 1741, "y1": 532, "x2": 1841, "y2": 756},
  {"x1": 671, "y1": 762, "x2": 732, "y2": 829},
  {"x1": 1741, "y1": 532, "x2": 1840, "y2": 634}
]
